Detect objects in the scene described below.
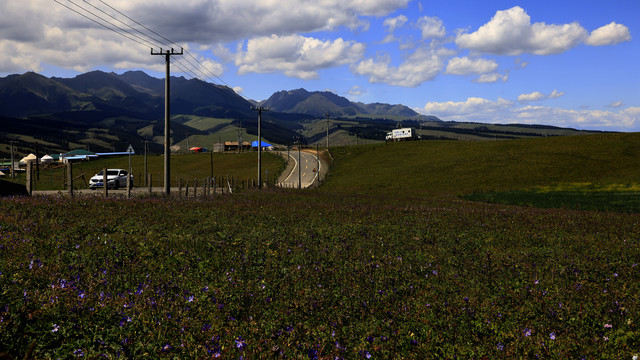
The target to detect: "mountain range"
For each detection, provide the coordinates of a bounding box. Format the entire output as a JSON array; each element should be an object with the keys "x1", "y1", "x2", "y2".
[{"x1": 0, "y1": 70, "x2": 601, "y2": 159}]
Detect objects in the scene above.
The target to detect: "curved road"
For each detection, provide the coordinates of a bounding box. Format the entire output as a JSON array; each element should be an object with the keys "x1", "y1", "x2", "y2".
[{"x1": 278, "y1": 150, "x2": 321, "y2": 188}]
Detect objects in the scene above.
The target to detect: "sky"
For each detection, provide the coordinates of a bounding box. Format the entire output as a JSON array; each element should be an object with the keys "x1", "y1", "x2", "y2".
[{"x1": 1, "y1": 0, "x2": 638, "y2": 131}]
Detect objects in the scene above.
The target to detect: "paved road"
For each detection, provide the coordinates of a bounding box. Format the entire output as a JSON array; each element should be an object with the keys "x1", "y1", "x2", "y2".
[{"x1": 278, "y1": 150, "x2": 321, "y2": 188}]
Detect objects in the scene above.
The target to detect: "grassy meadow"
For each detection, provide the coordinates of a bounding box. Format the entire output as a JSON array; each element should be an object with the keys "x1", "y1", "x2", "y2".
[
  {"x1": 17, "y1": 151, "x2": 285, "y2": 191},
  {"x1": 1, "y1": 133, "x2": 640, "y2": 359}
]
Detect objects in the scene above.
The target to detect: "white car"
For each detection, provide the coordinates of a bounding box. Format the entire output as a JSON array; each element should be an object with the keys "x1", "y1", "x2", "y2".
[{"x1": 89, "y1": 169, "x2": 133, "y2": 189}]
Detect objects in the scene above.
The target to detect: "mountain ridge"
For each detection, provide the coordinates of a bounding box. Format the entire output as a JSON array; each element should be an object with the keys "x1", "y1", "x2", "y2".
[{"x1": 0, "y1": 70, "x2": 607, "y2": 159}]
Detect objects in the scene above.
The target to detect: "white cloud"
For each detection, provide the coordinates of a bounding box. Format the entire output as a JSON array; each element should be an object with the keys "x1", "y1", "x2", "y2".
[
  {"x1": 347, "y1": 85, "x2": 366, "y2": 97},
  {"x1": 1, "y1": 0, "x2": 410, "y2": 75},
  {"x1": 384, "y1": 15, "x2": 408, "y2": 32},
  {"x1": 548, "y1": 89, "x2": 564, "y2": 99},
  {"x1": 352, "y1": 47, "x2": 448, "y2": 87},
  {"x1": 455, "y1": 6, "x2": 588, "y2": 55},
  {"x1": 445, "y1": 57, "x2": 498, "y2": 76},
  {"x1": 233, "y1": 86, "x2": 243, "y2": 94},
  {"x1": 514, "y1": 106, "x2": 640, "y2": 130},
  {"x1": 422, "y1": 97, "x2": 640, "y2": 131},
  {"x1": 586, "y1": 22, "x2": 631, "y2": 46},
  {"x1": 235, "y1": 35, "x2": 365, "y2": 79},
  {"x1": 473, "y1": 73, "x2": 508, "y2": 83},
  {"x1": 417, "y1": 16, "x2": 446, "y2": 39},
  {"x1": 607, "y1": 100, "x2": 625, "y2": 108},
  {"x1": 382, "y1": 15, "x2": 408, "y2": 43},
  {"x1": 518, "y1": 92, "x2": 545, "y2": 103},
  {"x1": 518, "y1": 90, "x2": 563, "y2": 103},
  {"x1": 423, "y1": 97, "x2": 514, "y2": 120},
  {"x1": 125, "y1": 0, "x2": 410, "y2": 43}
]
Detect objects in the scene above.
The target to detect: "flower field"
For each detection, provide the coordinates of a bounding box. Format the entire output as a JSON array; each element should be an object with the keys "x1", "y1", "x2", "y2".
[{"x1": 1, "y1": 190, "x2": 639, "y2": 358}]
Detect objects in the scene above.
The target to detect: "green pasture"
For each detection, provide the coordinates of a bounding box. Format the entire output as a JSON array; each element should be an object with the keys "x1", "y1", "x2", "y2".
[
  {"x1": 2, "y1": 132, "x2": 640, "y2": 358},
  {"x1": 323, "y1": 132, "x2": 640, "y2": 198},
  {"x1": 14, "y1": 151, "x2": 285, "y2": 190}
]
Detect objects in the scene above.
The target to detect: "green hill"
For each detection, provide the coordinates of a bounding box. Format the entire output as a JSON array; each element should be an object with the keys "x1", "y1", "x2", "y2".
[{"x1": 322, "y1": 132, "x2": 640, "y2": 197}]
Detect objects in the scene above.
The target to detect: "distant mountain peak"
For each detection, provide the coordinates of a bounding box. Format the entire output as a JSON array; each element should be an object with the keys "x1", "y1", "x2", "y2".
[{"x1": 263, "y1": 88, "x2": 420, "y2": 118}]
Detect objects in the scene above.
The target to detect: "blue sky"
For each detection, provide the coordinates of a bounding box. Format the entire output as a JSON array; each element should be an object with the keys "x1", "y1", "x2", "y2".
[{"x1": 1, "y1": 0, "x2": 637, "y2": 130}]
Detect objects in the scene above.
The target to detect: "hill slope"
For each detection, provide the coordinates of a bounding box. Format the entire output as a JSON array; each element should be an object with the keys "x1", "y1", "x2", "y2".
[{"x1": 323, "y1": 132, "x2": 640, "y2": 196}]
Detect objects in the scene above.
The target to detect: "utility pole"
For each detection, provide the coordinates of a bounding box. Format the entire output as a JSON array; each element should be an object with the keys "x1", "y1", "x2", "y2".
[
  {"x1": 251, "y1": 106, "x2": 269, "y2": 189},
  {"x1": 9, "y1": 140, "x2": 16, "y2": 179},
  {"x1": 325, "y1": 112, "x2": 330, "y2": 150},
  {"x1": 143, "y1": 140, "x2": 148, "y2": 187},
  {"x1": 237, "y1": 122, "x2": 243, "y2": 153},
  {"x1": 151, "y1": 47, "x2": 183, "y2": 195},
  {"x1": 298, "y1": 138, "x2": 301, "y2": 190},
  {"x1": 35, "y1": 141, "x2": 40, "y2": 181}
]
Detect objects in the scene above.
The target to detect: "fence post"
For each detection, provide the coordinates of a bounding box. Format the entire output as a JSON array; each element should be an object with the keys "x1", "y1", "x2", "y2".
[
  {"x1": 185, "y1": 182, "x2": 189, "y2": 198},
  {"x1": 194, "y1": 178, "x2": 198, "y2": 198},
  {"x1": 26, "y1": 162, "x2": 33, "y2": 196},
  {"x1": 103, "y1": 168, "x2": 107, "y2": 197},
  {"x1": 179, "y1": 178, "x2": 183, "y2": 198},
  {"x1": 67, "y1": 163, "x2": 74, "y2": 197},
  {"x1": 148, "y1": 173, "x2": 152, "y2": 195},
  {"x1": 127, "y1": 172, "x2": 132, "y2": 199}
]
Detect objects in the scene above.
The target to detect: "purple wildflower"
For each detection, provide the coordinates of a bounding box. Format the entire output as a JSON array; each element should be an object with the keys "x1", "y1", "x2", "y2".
[{"x1": 235, "y1": 337, "x2": 247, "y2": 350}]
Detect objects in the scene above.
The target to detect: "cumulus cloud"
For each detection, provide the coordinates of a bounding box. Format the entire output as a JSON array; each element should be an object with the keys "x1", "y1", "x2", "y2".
[
  {"x1": 455, "y1": 6, "x2": 588, "y2": 55},
  {"x1": 1, "y1": 0, "x2": 409, "y2": 75},
  {"x1": 233, "y1": 86, "x2": 244, "y2": 94},
  {"x1": 382, "y1": 15, "x2": 408, "y2": 43},
  {"x1": 607, "y1": 100, "x2": 625, "y2": 108},
  {"x1": 417, "y1": 16, "x2": 446, "y2": 39},
  {"x1": 384, "y1": 15, "x2": 408, "y2": 32},
  {"x1": 518, "y1": 92, "x2": 546, "y2": 103},
  {"x1": 445, "y1": 57, "x2": 498, "y2": 75},
  {"x1": 586, "y1": 22, "x2": 631, "y2": 46},
  {"x1": 127, "y1": 0, "x2": 410, "y2": 43},
  {"x1": 518, "y1": 90, "x2": 564, "y2": 103},
  {"x1": 352, "y1": 47, "x2": 450, "y2": 87},
  {"x1": 548, "y1": 89, "x2": 564, "y2": 99},
  {"x1": 423, "y1": 97, "x2": 514, "y2": 120},
  {"x1": 347, "y1": 85, "x2": 366, "y2": 96},
  {"x1": 473, "y1": 73, "x2": 509, "y2": 83},
  {"x1": 235, "y1": 35, "x2": 365, "y2": 79},
  {"x1": 422, "y1": 97, "x2": 640, "y2": 130},
  {"x1": 514, "y1": 106, "x2": 640, "y2": 130}
]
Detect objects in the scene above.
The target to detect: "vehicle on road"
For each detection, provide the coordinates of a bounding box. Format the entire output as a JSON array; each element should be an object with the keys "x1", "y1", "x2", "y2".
[
  {"x1": 89, "y1": 169, "x2": 133, "y2": 189},
  {"x1": 386, "y1": 128, "x2": 416, "y2": 141}
]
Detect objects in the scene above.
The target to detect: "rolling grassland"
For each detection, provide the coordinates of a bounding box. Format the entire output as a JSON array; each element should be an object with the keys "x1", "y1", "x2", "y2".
[{"x1": 1, "y1": 133, "x2": 639, "y2": 359}]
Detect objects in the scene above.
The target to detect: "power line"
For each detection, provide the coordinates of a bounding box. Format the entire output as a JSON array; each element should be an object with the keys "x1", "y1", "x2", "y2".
[
  {"x1": 81, "y1": 0, "x2": 169, "y2": 48},
  {"x1": 66, "y1": 0, "x2": 156, "y2": 49},
  {"x1": 56, "y1": 0, "x2": 229, "y2": 90},
  {"x1": 53, "y1": 0, "x2": 151, "y2": 48},
  {"x1": 94, "y1": 0, "x2": 175, "y2": 47}
]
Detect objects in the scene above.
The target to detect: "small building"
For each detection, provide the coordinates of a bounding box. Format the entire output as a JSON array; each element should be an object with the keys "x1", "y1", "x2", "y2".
[
  {"x1": 224, "y1": 142, "x2": 251, "y2": 152},
  {"x1": 251, "y1": 141, "x2": 274, "y2": 150},
  {"x1": 61, "y1": 149, "x2": 98, "y2": 163}
]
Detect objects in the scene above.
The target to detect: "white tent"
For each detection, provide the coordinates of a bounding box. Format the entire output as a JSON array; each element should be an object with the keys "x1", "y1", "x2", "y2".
[
  {"x1": 19, "y1": 154, "x2": 37, "y2": 164},
  {"x1": 41, "y1": 154, "x2": 54, "y2": 163}
]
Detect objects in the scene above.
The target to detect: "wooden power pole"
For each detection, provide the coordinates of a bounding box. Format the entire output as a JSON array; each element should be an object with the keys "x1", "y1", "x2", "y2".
[
  {"x1": 251, "y1": 106, "x2": 269, "y2": 189},
  {"x1": 151, "y1": 48, "x2": 183, "y2": 195}
]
